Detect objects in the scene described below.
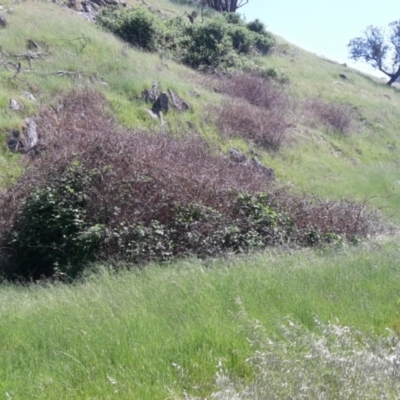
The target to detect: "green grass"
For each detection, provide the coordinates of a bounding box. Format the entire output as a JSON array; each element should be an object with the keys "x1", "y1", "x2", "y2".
[
  {"x1": 247, "y1": 37, "x2": 400, "y2": 221},
  {"x1": 3, "y1": 2, "x2": 400, "y2": 397},
  {"x1": 1, "y1": 241, "x2": 400, "y2": 399},
  {"x1": 2, "y1": 0, "x2": 400, "y2": 222},
  {"x1": 0, "y1": 1, "x2": 220, "y2": 173}
]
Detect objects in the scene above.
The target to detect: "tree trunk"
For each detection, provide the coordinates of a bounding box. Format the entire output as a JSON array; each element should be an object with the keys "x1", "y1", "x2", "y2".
[
  {"x1": 386, "y1": 66, "x2": 400, "y2": 86},
  {"x1": 207, "y1": 0, "x2": 238, "y2": 12}
]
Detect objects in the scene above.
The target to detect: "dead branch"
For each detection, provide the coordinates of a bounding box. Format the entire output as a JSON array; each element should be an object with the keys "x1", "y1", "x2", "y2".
[
  {"x1": 236, "y1": 0, "x2": 249, "y2": 8},
  {"x1": 59, "y1": 35, "x2": 91, "y2": 52}
]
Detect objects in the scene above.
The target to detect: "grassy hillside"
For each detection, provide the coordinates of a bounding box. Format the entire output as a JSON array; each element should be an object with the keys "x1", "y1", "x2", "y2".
[
  {"x1": 263, "y1": 40, "x2": 400, "y2": 221},
  {"x1": 2, "y1": 0, "x2": 400, "y2": 398},
  {"x1": 0, "y1": 0, "x2": 400, "y2": 222}
]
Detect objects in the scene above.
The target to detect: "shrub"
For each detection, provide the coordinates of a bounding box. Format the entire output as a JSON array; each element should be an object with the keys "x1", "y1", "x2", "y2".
[
  {"x1": 260, "y1": 67, "x2": 290, "y2": 84},
  {"x1": 221, "y1": 73, "x2": 290, "y2": 109},
  {"x1": 2, "y1": 164, "x2": 102, "y2": 279},
  {"x1": 253, "y1": 32, "x2": 275, "y2": 54},
  {"x1": 305, "y1": 97, "x2": 358, "y2": 134},
  {"x1": 97, "y1": 7, "x2": 163, "y2": 51},
  {"x1": 227, "y1": 24, "x2": 255, "y2": 54},
  {"x1": 217, "y1": 73, "x2": 291, "y2": 150},
  {"x1": 218, "y1": 99, "x2": 288, "y2": 150},
  {"x1": 0, "y1": 90, "x2": 380, "y2": 280},
  {"x1": 97, "y1": 7, "x2": 275, "y2": 72},
  {"x1": 246, "y1": 18, "x2": 267, "y2": 34},
  {"x1": 223, "y1": 12, "x2": 244, "y2": 25},
  {"x1": 179, "y1": 18, "x2": 240, "y2": 70}
]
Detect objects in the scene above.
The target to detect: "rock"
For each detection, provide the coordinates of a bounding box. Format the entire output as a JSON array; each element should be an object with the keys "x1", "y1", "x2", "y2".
[
  {"x1": 7, "y1": 138, "x2": 19, "y2": 152},
  {"x1": 229, "y1": 148, "x2": 247, "y2": 164},
  {"x1": 6, "y1": 120, "x2": 38, "y2": 153},
  {"x1": 168, "y1": 89, "x2": 190, "y2": 111},
  {"x1": 0, "y1": 14, "x2": 7, "y2": 27},
  {"x1": 7, "y1": 129, "x2": 22, "y2": 152},
  {"x1": 9, "y1": 99, "x2": 21, "y2": 110},
  {"x1": 144, "y1": 108, "x2": 158, "y2": 119},
  {"x1": 251, "y1": 157, "x2": 274, "y2": 179},
  {"x1": 142, "y1": 82, "x2": 158, "y2": 103},
  {"x1": 189, "y1": 90, "x2": 200, "y2": 98},
  {"x1": 23, "y1": 91, "x2": 37, "y2": 102},
  {"x1": 228, "y1": 150, "x2": 274, "y2": 180},
  {"x1": 24, "y1": 118, "x2": 38, "y2": 151},
  {"x1": 152, "y1": 92, "x2": 169, "y2": 114},
  {"x1": 384, "y1": 94, "x2": 391, "y2": 100}
]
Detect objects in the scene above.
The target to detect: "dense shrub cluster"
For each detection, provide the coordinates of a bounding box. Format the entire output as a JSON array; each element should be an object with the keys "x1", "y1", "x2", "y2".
[
  {"x1": 0, "y1": 91, "x2": 380, "y2": 280},
  {"x1": 217, "y1": 73, "x2": 291, "y2": 150},
  {"x1": 96, "y1": 7, "x2": 275, "y2": 71}
]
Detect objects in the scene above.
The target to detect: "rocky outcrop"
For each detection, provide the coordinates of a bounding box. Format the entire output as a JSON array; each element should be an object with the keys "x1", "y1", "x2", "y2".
[
  {"x1": 168, "y1": 89, "x2": 190, "y2": 111},
  {"x1": 142, "y1": 83, "x2": 190, "y2": 116},
  {"x1": 152, "y1": 92, "x2": 169, "y2": 114},
  {"x1": 7, "y1": 118, "x2": 38, "y2": 154},
  {"x1": 229, "y1": 148, "x2": 274, "y2": 180},
  {"x1": 142, "y1": 82, "x2": 159, "y2": 104},
  {"x1": 251, "y1": 156, "x2": 274, "y2": 179}
]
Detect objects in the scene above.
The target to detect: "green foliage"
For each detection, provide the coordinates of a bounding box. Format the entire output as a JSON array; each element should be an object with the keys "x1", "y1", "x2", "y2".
[
  {"x1": 260, "y1": 67, "x2": 290, "y2": 84},
  {"x1": 228, "y1": 24, "x2": 256, "y2": 54},
  {"x1": 179, "y1": 18, "x2": 239, "y2": 69},
  {"x1": 5, "y1": 164, "x2": 102, "y2": 280},
  {"x1": 247, "y1": 18, "x2": 267, "y2": 35},
  {"x1": 223, "y1": 12, "x2": 244, "y2": 25},
  {"x1": 96, "y1": 7, "x2": 275, "y2": 72},
  {"x1": 96, "y1": 6, "x2": 163, "y2": 51},
  {"x1": 236, "y1": 193, "x2": 293, "y2": 245},
  {"x1": 106, "y1": 221, "x2": 174, "y2": 264}
]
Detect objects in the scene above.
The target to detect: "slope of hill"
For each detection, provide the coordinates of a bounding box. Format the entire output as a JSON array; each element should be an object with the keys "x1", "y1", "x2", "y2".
[
  {"x1": 1, "y1": 1, "x2": 400, "y2": 398},
  {"x1": 1, "y1": 0, "x2": 400, "y2": 221}
]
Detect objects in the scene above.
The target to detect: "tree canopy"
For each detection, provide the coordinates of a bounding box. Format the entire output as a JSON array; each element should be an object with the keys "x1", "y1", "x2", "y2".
[{"x1": 348, "y1": 20, "x2": 400, "y2": 86}]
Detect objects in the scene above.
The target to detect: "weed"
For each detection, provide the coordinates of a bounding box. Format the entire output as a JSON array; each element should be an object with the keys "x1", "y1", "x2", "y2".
[
  {"x1": 196, "y1": 318, "x2": 400, "y2": 399},
  {"x1": 304, "y1": 97, "x2": 359, "y2": 134},
  {"x1": 217, "y1": 73, "x2": 291, "y2": 150}
]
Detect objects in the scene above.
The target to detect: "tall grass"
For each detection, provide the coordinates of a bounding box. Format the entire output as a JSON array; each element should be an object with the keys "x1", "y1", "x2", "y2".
[
  {"x1": 1, "y1": 242, "x2": 400, "y2": 398},
  {"x1": 195, "y1": 318, "x2": 400, "y2": 400}
]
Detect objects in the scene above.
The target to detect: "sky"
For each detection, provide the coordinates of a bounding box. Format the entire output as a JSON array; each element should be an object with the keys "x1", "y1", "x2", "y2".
[{"x1": 243, "y1": 0, "x2": 399, "y2": 79}]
